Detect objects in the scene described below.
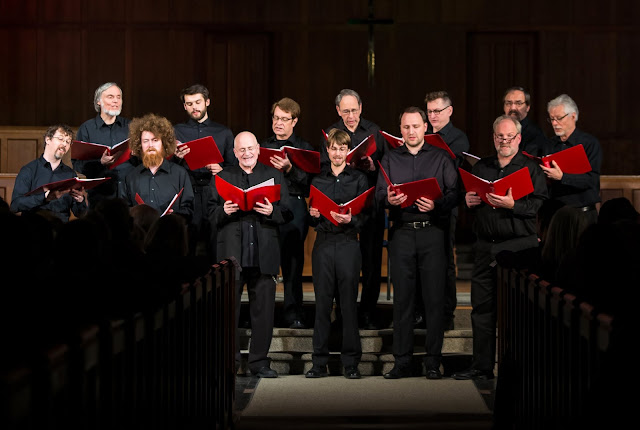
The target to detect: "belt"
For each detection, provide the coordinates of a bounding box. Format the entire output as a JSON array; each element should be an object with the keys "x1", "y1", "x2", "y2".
[
  {"x1": 315, "y1": 231, "x2": 358, "y2": 240},
  {"x1": 399, "y1": 220, "x2": 431, "y2": 229},
  {"x1": 577, "y1": 205, "x2": 597, "y2": 212}
]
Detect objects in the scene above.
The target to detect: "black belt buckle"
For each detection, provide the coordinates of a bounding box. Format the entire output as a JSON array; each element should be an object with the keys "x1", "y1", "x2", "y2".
[{"x1": 579, "y1": 205, "x2": 595, "y2": 212}]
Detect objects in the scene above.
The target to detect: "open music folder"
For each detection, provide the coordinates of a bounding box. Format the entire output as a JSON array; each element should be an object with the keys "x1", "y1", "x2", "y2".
[
  {"x1": 346, "y1": 134, "x2": 377, "y2": 164},
  {"x1": 176, "y1": 136, "x2": 224, "y2": 170},
  {"x1": 379, "y1": 130, "x2": 455, "y2": 159},
  {"x1": 71, "y1": 138, "x2": 131, "y2": 170},
  {"x1": 308, "y1": 185, "x2": 374, "y2": 226},
  {"x1": 215, "y1": 176, "x2": 281, "y2": 212},
  {"x1": 134, "y1": 188, "x2": 184, "y2": 216},
  {"x1": 522, "y1": 144, "x2": 591, "y2": 174},
  {"x1": 378, "y1": 161, "x2": 443, "y2": 208},
  {"x1": 258, "y1": 146, "x2": 321, "y2": 173},
  {"x1": 25, "y1": 177, "x2": 111, "y2": 196},
  {"x1": 459, "y1": 167, "x2": 534, "y2": 208}
]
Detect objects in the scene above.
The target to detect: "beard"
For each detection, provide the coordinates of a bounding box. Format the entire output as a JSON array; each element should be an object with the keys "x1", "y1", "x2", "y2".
[
  {"x1": 508, "y1": 109, "x2": 522, "y2": 120},
  {"x1": 104, "y1": 108, "x2": 122, "y2": 117},
  {"x1": 190, "y1": 109, "x2": 206, "y2": 121},
  {"x1": 142, "y1": 148, "x2": 165, "y2": 169}
]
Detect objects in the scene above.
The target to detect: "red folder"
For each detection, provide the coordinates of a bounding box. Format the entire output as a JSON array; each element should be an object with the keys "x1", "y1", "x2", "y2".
[
  {"x1": 459, "y1": 167, "x2": 534, "y2": 208},
  {"x1": 215, "y1": 176, "x2": 281, "y2": 212},
  {"x1": 522, "y1": 144, "x2": 591, "y2": 174},
  {"x1": 379, "y1": 131, "x2": 455, "y2": 159},
  {"x1": 25, "y1": 177, "x2": 111, "y2": 196},
  {"x1": 380, "y1": 130, "x2": 403, "y2": 148},
  {"x1": 177, "y1": 136, "x2": 224, "y2": 170},
  {"x1": 258, "y1": 146, "x2": 321, "y2": 173},
  {"x1": 321, "y1": 129, "x2": 329, "y2": 141},
  {"x1": 134, "y1": 188, "x2": 184, "y2": 216},
  {"x1": 309, "y1": 185, "x2": 374, "y2": 226},
  {"x1": 71, "y1": 138, "x2": 130, "y2": 170},
  {"x1": 346, "y1": 134, "x2": 376, "y2": 164},
  {"x1": 378, "y1": 161, "x2": 443, "y2": 208}
]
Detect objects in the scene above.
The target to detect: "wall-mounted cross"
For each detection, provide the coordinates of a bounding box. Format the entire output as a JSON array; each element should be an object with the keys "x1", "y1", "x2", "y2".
[{"x1": 348, "y1": 0, "x2": 394, "y2": 87}]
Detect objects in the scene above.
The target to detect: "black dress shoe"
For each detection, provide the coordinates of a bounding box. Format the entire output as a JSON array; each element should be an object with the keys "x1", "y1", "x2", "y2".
[
  {"x1": 305, "y1": 365, "x2": 328, "y2": 378},
  {"x1": 383, "y1": 365, "x2": 412, "y2": 379},
  {"x1": 452, "y1": 368, "x2": 494, "y2": 381},
  {"x1": 252, "y1": 366, "x2": 278, "y2": 378},
  {"x1": 359, "y1": 313, "x2": 378, "y2": 330},
  {"x1": 344, "y1": 365, "x2": 361, "y2": 379},
  {"x1": 413, "y1": 313, "x2": 425, "y2": 327},
  {"x1": 289, "y1": 319, "x2": 306, "y2": 329},
  {"x1": 426, "y1": 368, "x2": 443, "y2": 380}
]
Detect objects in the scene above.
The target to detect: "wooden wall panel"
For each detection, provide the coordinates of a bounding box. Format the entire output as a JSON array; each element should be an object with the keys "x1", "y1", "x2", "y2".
[
  {"x1": 0, "y1": 127, "x2": 72, "y2": 174},
  {"x1": 0, "y1": 173, "x2": 17, "y2": 204}
]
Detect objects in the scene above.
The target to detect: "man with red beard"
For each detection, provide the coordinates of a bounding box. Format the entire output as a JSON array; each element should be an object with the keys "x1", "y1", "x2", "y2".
[
  {"x1": 209, "y1": 131, "x2": 292, "y2": 378},
  {"x1": 11, "y1": 124, "x2": 87, "y2": 222},
  {"x1": 120, "y1": 114, "x2": 194, "y2": 220},
  {"x1": 453, "y1": 115, "x2": 547, "y2": 381}
]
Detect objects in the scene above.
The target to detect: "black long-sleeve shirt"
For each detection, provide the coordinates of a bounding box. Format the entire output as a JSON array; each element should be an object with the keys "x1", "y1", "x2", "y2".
[
  {"x1": 469, "y1": 151, "x2": 548, "y2": 241},
  {"x1": 120, "y1": 159, "x2": 194, "y2": 221},
  {"x1": 309, "y1": 166, "x2": 370, "y2": 235},
  {"x1": 321, "y1": 118, "x2": 386, "y2": 187},
  {"x1": 11, "y1": 156, "x2": 87, "y2": 222},
  {"x1": 73, "y1": 115, "x2": 138, "y2": 202},
  {"x1": 426, "y1": 121, "x2": 470, "y2": 169},
  {"x1": 173, "y1": 117, "x2": 237, "y2": 186},
  {"x1": 375, "y1": 143, "x2": 458, "y2": 229},
  {"x1": 543, "y1": 128, "x2": 602, "y2": 208},
  {"x1": 260, "y1": 133, "x2": 315, "y2": 197},
  {"x1": 519, "y1": 116, "x2": 549, "y2": 158}
]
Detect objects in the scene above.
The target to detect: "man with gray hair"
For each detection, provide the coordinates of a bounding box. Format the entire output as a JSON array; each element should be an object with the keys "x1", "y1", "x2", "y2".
[
  {"x1": 542, "y1": 94, "x2": 602, "y2": 225},
  {"x1": 73, "y1": 82, "x2": 137, "y2": 205}
]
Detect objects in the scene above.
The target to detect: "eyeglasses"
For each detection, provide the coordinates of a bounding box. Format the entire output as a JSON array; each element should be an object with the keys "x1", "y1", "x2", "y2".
[
  {"x1": 236, "y1": 145, "x2": 258, "y2": 154},
  {"x1": 504, "y1": 101, "x2": 526, "y2": 107},
  {"x1": 340, "y1": 109, "x2": 359, "y2": 116},
  {"x1": 426, "y1": 106, "x2": 451, "y2": 116},
  {"x1": 272, "y1": 115, "x2": 293, "y2": 123},
  {"x1": 547, "y1": 113, "x2": 570, "y2": 123},
  {"x1": 52, "y1": 135, "x2": 72, "y2": 145},
  {"x1": 494, "y1": 134, "x2": 519, "y2": 144}
]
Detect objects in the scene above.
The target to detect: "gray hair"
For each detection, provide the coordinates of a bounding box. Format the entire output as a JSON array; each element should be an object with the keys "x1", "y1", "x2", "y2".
[
  {"x1": 335, "y1": 89, "x2": 362, "y2": 107},
  {"x1": 94, "y1": 82, "x2": 121, "y2": 112},
  {"x1": 547, "y1": 94, "x2": 579, "y2": 121},
  {"x1": 493, "y1": 114, "x2": 522, "y2": 134}
]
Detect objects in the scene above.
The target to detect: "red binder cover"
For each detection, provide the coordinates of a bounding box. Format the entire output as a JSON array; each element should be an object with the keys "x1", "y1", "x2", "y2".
[
  {"x1": 258, "y1": 146, "x2": 321, "y2": 173},
  {"x1": 215, "y1": 176, "x2": 281, "y2": 212},
  {"x1": 176, "y1": 136, "x2": 224, "y2": 170},
  {"x1": 380, "y1": 130, "x2": 403, "y2": 148},
  {"x1": 25, "y1": 177, "x2": 111, "y2": 196},
  {"x1": 379, "y1": 131, "x2": 455, "y2": 159},
  {"x1": 459, "y1": 167, "x2": 534, "y2": 208},
  {"x1": 522, "y1": 144, "x2": 591, "y2": 174},
  {"x1": 134, "y1": 188, "x2": 184, "y2": 216},
  {"x1": 346, "y1": 134, "x2": 376, "y2": 164},
  {"x1": 308, "y1": 185, "x2": 374, "y2": 226},
  {"x1": 377, "y1": 161, "x2": 443, "y2": 208},
  {"x1": 71, "y1": 138, "x2": 131, "y2": 170}
]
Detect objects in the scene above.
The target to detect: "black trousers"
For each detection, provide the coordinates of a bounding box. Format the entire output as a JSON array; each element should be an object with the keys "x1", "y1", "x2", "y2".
[
  {"x1": 389, "y1": 224, "x2": 446, "y2": 369},
  {"x1": 357, "y1": 206, "x2": 385, "y2": 316},
  {"x1": 469, "y1": 239, "x2": 497, "y2": 372},
  {"x1": 444, "y1": 211, "x2": 458, "y2": 322},
  {"x1": 311, "y1": 232, "x2": 362, "y2": 367},
  {"x1": 279, "y1": 195, "x2": 309, "y2": 323},
  {"x1": 234, "y1": 268, "x2": 276, "y2": 371}
]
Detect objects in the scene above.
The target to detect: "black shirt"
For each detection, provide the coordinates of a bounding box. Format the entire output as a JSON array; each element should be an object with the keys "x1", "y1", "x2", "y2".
[
  {"x1": 309, "y1": 166, "x2": 370, "y2": 235},
  {"x1": 173, "y1": 117, "x2": 237, "y2": 186},
  {"x1": 375, "y1": 143, "x2": 458, "y2": 229},
  {"x1": 11, "y1": 156, "x2": 87, "y2": 222},
  {"x1": 120, "y1": 159, "x2": 195, "y2": 221},
  {"x1": 427, "y1": 121, "x2": 470, "y2": 169},
  {"x1": 73, "y1": 114, "x2": 138, "y2": 202},
  {"x1": 469, "y1": 151, "x2": 548, "y2": 241},
  {"x1": 543, "y1": 128, "x2": 602, "y2": 208},
  {"x1": 322, "y1": 118, "x2": 386, "y2": 187},
  {"x1": 260, "y1": 133, "x2": 315, "y2": 197},
  {"x1": 519, "y1": 116, "x2": 549, "y2": 158}
]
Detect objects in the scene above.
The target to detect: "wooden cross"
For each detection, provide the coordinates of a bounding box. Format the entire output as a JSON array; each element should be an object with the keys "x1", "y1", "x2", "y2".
[{"x1": 348, "y1": 0, "x2": 394, "y2": 87}]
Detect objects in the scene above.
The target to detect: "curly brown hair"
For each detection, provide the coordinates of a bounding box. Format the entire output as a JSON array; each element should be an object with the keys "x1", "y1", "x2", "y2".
[{"x1": 128, "y1": 113, "x2": 177, "y2": 157}]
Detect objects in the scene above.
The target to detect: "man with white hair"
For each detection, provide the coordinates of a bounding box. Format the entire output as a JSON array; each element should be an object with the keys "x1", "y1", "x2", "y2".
[
  {"x1": 543, "y1": 94, "x2": 602, "y2": 225},
  {"x1": 73, "y1": 82, "x2": 137, "y2": 204}
]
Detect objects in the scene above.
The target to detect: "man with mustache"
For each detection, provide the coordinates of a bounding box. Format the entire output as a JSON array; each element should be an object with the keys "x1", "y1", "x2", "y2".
[
  {"x1": 11, "y1": 124, "x2": 87, "y2": 222},
  {"x1": 73, "y1": 82, "x2": 138, "y2": 205},
  {"x1": 453, "y1": 115, "x2": 547, "y2": 381},
  {"x1": 173, "y1": 84, "x2": 237, "y2": 262},
  {"x1": 542, "y1": 94, "x2": 602, "y2": 225},
  {"x1": 209, "y1": 131, "x2": 292, "y2": 378},
  {"x1": 120, "y1": 114, "x2": 194, "y2": 220},
  {"x1": 502, "y1": 86, "x2": 548, "y2": 157}
]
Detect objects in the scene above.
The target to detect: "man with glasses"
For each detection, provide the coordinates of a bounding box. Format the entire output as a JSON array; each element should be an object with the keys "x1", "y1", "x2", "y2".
[
  {"x1": 173, "y1": 84, "x2": 237, "y2": 261},
  {"x1": 12, "y1": 124, "x2": 88, "y2": 222},
  {"x1": 424, "y1": 91, "x2": 470, "y2": 331},
  {"x1": 323, "y1": 88, "x2": 387, "y2": 330},
  {"x1": 209, "y1": 131, "x2": 292, "y2": 378},
  {"x1": 502, "y1": 86, "x2": 548, "y2": 157},
  {"x1": 73, "y1": 82, "x2": 137, "y2": 206},
  {"x1": 260, "y1": 97, "x2": 314, "y2": 329},
  {"x1": 543, "y1": 94, "x2": 602, "y2": 225},
  {"x1": 452, "y1": 115, "x2": 547, "y2": 381}
]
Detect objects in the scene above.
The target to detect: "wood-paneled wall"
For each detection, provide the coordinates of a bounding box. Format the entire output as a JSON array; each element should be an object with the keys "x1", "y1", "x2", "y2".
[{"x1": 0, "y1": 0, "x2": 638, "y2": 175}]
